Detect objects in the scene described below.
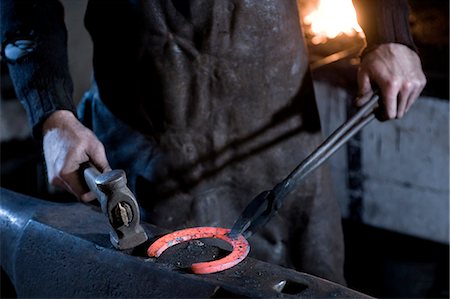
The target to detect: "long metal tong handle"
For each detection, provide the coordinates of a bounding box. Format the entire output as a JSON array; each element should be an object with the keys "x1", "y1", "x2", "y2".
[
  {"x1": 273, "y1": 92, "x2": 379, "y2": 200},
  {"x1": 230, "y1": 92, "x2": 379, "y2": 238}
]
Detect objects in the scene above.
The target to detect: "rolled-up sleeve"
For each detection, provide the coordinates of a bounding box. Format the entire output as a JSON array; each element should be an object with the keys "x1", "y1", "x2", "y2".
[
  {"x1": 1, "y1": 0, "x2": 76, "y2": 138},
  {"x1": 353, "y1": 0, "x2": 417, "y2": 53}
]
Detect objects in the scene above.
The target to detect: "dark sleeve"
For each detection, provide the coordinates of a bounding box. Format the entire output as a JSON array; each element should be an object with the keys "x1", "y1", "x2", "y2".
[
  {"x1": 352, "y1": 0, "x2": 417, "y2": 54},
  {"x1": 1, "y1": 0, "x2": 76, "y2": 139}
]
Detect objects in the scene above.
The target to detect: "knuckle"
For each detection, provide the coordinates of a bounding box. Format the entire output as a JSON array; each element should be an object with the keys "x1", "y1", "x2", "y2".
[
  {"x1": 77, "y1": 138, "x2": 90, "y2": 149},
  {"x1": 380, "y1": 81, "x2": 398, "y2": 95},
  {"x1": 410, "y1": 79, "x2": 422, "y2": 88},
  {"x1": 386, "y1": 78, "x2": 400, "y2": 88},
  {"x1": 403, "y1": 81, "x2": 413, "y2": 90}
]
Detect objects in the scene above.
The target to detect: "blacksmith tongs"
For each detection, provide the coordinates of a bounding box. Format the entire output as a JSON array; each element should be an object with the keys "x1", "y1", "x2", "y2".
[{"x1": 229, "y1": 92, "x2": 379, "y2": 239}]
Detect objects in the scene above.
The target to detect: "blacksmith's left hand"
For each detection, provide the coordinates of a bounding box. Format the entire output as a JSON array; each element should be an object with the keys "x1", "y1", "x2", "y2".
[{"x1": 355, "y1": 43, "x2": 426, "y2": 120}]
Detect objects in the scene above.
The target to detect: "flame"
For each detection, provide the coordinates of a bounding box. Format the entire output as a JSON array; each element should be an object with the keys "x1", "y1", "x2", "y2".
[{"x1": 304, "y1": 0, "x2": 364, "y2": 44}]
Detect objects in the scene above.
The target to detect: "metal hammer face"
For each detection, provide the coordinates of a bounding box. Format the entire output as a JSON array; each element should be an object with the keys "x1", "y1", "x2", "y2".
[{"x1": 84, "y1": 166, "x2": 148, "y2": 250}]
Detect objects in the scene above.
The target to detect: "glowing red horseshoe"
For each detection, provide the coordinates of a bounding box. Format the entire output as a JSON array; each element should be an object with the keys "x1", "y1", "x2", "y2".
[{"x1": 147, "y1": 227, "x2": 250, "y2": 274}]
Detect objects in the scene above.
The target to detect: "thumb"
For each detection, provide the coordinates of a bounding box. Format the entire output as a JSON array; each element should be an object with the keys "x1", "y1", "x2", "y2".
[{"x1": 355, "y1": 70, "x2": 372, "y2": 106}]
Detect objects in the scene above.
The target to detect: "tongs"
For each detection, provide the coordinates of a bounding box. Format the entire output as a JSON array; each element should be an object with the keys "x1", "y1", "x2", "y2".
[{"x1": 229, "y1": 92, "x2": 379, "y2": 239}]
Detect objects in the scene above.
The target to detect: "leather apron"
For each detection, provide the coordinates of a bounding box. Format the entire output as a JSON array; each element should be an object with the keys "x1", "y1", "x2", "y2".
[{"x1": 79, "y1": 0, "x2": 345, "y2": 284}]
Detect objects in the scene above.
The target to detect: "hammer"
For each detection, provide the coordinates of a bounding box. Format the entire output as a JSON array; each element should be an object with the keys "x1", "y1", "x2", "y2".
[{"x1": 83, "y1": 164, "x2": 148, "y2": 250}]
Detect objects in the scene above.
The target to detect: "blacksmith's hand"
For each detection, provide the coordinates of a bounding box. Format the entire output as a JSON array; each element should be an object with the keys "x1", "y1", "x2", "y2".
[
  {"x1": 42, "y1": 110, "x2": 111, "y2": 202},
  {"x1": 355, "y1": 43, "x2": 426, "y2": 120}
]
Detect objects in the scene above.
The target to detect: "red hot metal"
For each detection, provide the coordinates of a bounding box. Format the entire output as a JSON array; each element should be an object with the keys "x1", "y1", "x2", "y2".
[{"x1": 147, "y1": 227, "x2": 250, "y2": 274}]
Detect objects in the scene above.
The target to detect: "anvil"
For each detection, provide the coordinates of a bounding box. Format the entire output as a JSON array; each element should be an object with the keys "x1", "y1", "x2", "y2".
[{"x1": 0, "y1": 188, "x2": 372, "y2": 298}]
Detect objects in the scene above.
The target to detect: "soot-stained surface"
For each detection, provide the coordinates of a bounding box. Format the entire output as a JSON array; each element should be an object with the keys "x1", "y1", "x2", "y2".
[{"x1": 152, "y1": 239, "x2": 232, "y2": 272}]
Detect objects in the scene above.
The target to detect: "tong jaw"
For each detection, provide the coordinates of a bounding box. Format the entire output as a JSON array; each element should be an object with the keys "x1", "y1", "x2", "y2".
[{"x1": 229, "y1": 190, "x2": 276, "y2": 239}]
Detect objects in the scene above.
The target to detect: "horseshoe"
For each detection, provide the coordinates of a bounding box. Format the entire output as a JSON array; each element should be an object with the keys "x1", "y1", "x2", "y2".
[{"x1": 147, "y1": 227, "x2": 250, "y2": 274}]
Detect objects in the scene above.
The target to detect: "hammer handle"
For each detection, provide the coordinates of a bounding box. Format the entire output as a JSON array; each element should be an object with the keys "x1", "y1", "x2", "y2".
[{"x1": 82, "y1": 163, "x2": 107, "y2": 209}]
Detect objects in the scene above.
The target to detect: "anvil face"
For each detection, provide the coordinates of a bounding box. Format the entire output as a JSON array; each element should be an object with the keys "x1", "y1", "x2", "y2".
[{"x1": 0, "y1": 188, "x2": 372, "y2": 298}]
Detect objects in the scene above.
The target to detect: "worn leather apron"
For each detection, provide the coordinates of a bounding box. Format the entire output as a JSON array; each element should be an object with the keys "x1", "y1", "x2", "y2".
[{"x1": 79, "y1": 0, "x2": 345, "y2": 284}]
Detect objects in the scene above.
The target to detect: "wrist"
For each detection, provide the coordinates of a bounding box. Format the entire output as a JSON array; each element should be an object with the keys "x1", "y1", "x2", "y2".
[
  {"x1": 42, "y1": 110, "x2": 78, "y2": 136},
  {"x1": 361, "y1": 42, "x2": 418, "y2": 59}
]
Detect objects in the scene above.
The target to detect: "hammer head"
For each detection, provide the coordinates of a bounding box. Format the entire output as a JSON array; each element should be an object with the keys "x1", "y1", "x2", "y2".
[{"x1": 92, "y1": 169, "x2": 148, "y2": 250}]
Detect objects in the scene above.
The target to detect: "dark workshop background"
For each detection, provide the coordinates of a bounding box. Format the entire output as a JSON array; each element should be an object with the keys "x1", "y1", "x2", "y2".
[{"x1": 1, "y1": 0, "x2": 448, "y2": 298}]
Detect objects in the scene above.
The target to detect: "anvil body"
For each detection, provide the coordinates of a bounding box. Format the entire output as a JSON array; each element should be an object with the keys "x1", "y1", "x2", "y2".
[{"x1": 0, "y1": 188, "x2": 371, "y2": 298}]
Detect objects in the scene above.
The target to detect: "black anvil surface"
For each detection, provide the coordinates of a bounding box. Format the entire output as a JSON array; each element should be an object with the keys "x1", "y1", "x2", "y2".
[{"x1": 0, "y1": 188, "x2": 371, "y2": 298}]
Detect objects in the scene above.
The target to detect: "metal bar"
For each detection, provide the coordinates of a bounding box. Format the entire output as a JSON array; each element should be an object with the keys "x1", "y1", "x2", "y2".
[{"x1": 309, "y1": 46, "x2": 361, "y2": 71}]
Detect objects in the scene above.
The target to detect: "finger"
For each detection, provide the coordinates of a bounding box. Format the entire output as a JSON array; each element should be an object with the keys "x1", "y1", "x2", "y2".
[
  {"x1": 396, "y1": 83, "x2": 411, "y2": 119},
  {"x1": 46, "y1": 157, "x2": 84, "y2": 197},
  {"x1": 60, "y1": 170, "x2": 90, "y2": 199},
  {"x1": 406, "y1": 75, "x2": 426, "y2": 113},
  {"x1": 87, "y1": 142, "x2": 111, "y2": 173},
  {"x1": 356, "y1": 71, "x2": 372, "y2": 106},
  {"x1": 406, "y1": 88, "x2": 421, "y2": 113},
  {"x1": 80, "y1": 191, "x2": 97, "y2": 203},
  {"x1": 355, "y1": 91, "x2": 375, "y2": 109},
  {"x1": 49, "y1": 175, "x2": 67, "y2": 189},
  {"x1": 380, "y1": 80, "x2": 400, "y2": 120}
]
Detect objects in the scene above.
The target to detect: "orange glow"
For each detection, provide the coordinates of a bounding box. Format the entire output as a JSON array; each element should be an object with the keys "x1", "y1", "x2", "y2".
[{"x1": 304, "y1": 0, "x2": 364, "y2": 44}]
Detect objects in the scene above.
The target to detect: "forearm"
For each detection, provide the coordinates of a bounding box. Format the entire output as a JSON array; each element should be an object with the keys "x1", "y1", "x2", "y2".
[
  {"x1": 1, "y1": 0, "x2": 76, "y2": 138},
  {"x1": 352, "y1": 0, "x2": 417, "y2": 53}
]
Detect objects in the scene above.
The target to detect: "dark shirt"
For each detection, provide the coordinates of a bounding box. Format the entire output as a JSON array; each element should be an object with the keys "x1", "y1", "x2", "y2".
[
  {"x1": 1, "y1": 0, "x2": 416, "y2": 138},
  {"x1": 352, "y1": 0, "x2": 417, "y2": 54}
]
